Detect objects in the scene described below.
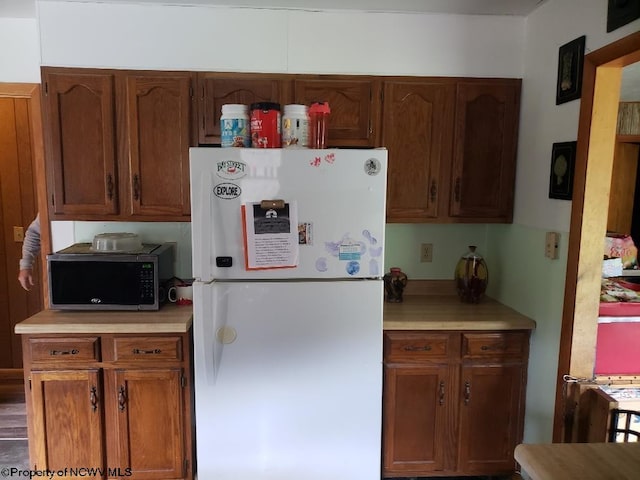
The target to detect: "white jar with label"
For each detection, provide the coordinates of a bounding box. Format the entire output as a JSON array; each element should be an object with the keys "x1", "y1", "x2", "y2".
[
  {"x1": 221, "y1": 104, "x2": 250, "y2": 147},
  {"x1": 282, "y1": 104, "x2": 309, "y2": 148}
]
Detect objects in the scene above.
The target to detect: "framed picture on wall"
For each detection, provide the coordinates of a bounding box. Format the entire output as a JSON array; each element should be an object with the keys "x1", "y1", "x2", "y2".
[
  {"x1": 607, "y1": 0, "x2": 640, "y2": 33},
  {"x1": 549, "y1": 142, "x2": 577, "y2": 200},
  {"x1": 556, "y1": 35, "x2": 586, "y2": 105}
]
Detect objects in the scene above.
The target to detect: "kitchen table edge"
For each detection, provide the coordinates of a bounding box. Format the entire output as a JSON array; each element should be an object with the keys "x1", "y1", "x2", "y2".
[{"x1": 14, "y1": 306, "x2": 193, "y2": 335}]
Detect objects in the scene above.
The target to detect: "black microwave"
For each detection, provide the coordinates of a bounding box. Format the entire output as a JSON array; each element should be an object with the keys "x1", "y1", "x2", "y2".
[{"x1": 47, "y1": 243, "x2": 174, "y2": 311}]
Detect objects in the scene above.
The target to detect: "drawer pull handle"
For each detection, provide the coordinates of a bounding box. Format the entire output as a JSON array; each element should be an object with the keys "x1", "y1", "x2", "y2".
[
  {"x1": 403, "y1": 345, "x2": 432, "y2": 352},
  {"x1": 89, "y1": 386, "x2": 98, "y2": 412},
  {"x1": 50, "y1": 349, "x2": 79, "y2": 356},
  {"x1": 118, "y1": 386, "x2": 127, "y2": 411},
  {"x1": 480, "y1": 345, "x2": 490, "y2": 350},
  {"x1": 464, "y1": 381, "x2": 471, "y2": 406},
  {"x1": 132, "y1": 348, "x2": 162, "y2": 355},
  {"x1": 439, "y1": 380, "x2": 445, "y2": 406}
]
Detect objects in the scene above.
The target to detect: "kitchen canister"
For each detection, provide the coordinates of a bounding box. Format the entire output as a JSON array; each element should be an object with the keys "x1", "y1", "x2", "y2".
[
  {"x1": 250, "y1": 102, "x2": 281, "y2": 148},
  {"x1": 282, "y1": 104, "x2": 309, "y2": 148},
  {"x1": 454, "y1": 246, "x2": 488, "y2": 303},
  {"x1": 383, "y1": 267, "x2": 408, "y2": 303},
  {"x1": 220, "y1": 104, "x2": 250, "y2": 147}
]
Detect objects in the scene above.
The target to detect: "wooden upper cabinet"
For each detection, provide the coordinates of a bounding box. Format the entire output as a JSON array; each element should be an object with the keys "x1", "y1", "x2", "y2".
[
  {"x1": 42, "y1": 67, "x2": 193, "y2": 221},
  {"x1": 42, "y1": 69, "x2": 118, "y2": 216},
  {"x1": 294, "y1": 77, "x2": 380, "y2": 147},
  {"x1": 197, "y1": 73, "x2": 291, "y2": 144},
  {"x1": 382, "y1": 80, "x2": 455, "y2": 222},
  {"x1": 124, "y1": 72, "x2": 193, "y2": 218},
  {"x1": 450, "y1": 80, "x2": 521, "y2": 222}
]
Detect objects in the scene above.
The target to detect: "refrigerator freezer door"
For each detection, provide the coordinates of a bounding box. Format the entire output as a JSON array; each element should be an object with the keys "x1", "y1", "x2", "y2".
[
  {"x1": 193, "y1": 280, "x2": 383, "y2": 480},
  {"x1": 190, "y1": 148, "x2": 387, "y2": 281}
]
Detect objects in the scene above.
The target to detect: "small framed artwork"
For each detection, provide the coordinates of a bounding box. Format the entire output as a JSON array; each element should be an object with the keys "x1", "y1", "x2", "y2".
[
  {"x1": 607, "y1": 0, "x2": 640, "y2": 33},
  {"x1": 556, "y1": 35, "x2": 586, "y2": 105},
  {"x1": 549, "y1": 142, "x2": 577, "y2": 200}
]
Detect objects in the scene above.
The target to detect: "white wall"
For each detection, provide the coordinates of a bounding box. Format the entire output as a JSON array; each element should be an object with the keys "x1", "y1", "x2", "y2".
[
  {"x1": 37, "y1": 1, "x2": 525, "y2": 76},
  {"x1": 0, "y1": 17, "x2": 40, "y2": 82}
]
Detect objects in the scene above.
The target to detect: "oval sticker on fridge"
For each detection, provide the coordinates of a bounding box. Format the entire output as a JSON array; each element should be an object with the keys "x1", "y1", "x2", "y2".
[{"x1": 213, "y1": 183, "x2": 241, "y2": 199}]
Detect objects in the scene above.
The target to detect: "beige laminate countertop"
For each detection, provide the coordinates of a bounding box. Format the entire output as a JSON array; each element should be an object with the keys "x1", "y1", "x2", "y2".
[
  {"x1": 384, "y1": 295, "x2": 536, "y2": 331},
  {"x1": 14, "y1": 304, "x2": 193, "y2": 335}
]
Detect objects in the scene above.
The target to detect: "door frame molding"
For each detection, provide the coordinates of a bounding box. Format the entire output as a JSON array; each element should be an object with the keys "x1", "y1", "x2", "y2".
[
  {"x1": 0, "y1": 83, "x2": 50, "y2": 306},
  {"x1": 553, "y1": 31, "x2": 640, "y2": 442}
]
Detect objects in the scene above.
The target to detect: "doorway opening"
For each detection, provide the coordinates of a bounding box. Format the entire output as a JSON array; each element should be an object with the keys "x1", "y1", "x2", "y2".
[{"x1": 553, "y1": 31, "x2": 640, "y2": 442}]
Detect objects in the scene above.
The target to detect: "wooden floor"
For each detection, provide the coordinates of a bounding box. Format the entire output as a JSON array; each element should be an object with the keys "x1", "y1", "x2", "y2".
[{"x1": 0, "y1": 375, "x2": 29, "y2": 470}]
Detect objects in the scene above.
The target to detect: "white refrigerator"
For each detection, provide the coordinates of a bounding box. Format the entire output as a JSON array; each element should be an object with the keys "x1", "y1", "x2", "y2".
[{"x1": 190, "y1": 147, "x2": 388, "y2": 479}]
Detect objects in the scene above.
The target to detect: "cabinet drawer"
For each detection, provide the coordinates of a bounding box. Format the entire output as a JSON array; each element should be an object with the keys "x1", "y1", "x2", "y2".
[
  {"x1": 462, "y1": 332, "x2": 527, "y2": 360},
  {"x1": 384, "y1": 332, "x2": 456, "y2": 363},
  {"x1": 113, "y1": 336, "x2": 183, "y2": 362},
  {"x1": 29, "y1": 337, "x2": 100, "y2": 363}
]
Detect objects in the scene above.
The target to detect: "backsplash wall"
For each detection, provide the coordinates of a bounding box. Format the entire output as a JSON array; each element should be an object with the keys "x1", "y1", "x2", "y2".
[{"x1": 52, "y1": 221, "x2": 489, "y2": 282}]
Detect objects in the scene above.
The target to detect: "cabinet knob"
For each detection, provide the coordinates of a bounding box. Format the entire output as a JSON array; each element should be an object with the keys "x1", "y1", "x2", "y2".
[
  {"x1": 430, "y1": 180, "x2": 437, "y2": 202},
  {"x1": 89, "y1": 386, "x2": 98, "y2": 412},
  {"x1": 133, "y1": 174, "x2": 140, "y2": 201},
  {"x1": 106, "y1": 174, "x2": 114, "y2": 201},
  {"x1": 464, "y1": 381, "x2": 471, "y2": 405},
  {"x1": 118, "y1": 385, "x2": 127, "y2": 411}
]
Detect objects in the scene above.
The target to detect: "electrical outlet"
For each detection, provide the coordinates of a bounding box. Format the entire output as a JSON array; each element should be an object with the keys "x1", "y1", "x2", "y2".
[{"x1": 420, "y1": 243, "x2": 433, "y2": 263}]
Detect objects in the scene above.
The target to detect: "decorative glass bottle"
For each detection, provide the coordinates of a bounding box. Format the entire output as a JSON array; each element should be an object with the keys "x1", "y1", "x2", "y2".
[
  {"x1": 454, "y1": 246, "x2": 488, "y2": 303},
  {"x1": 383, "y1": 267, "x2": 408, "y2": 303}
]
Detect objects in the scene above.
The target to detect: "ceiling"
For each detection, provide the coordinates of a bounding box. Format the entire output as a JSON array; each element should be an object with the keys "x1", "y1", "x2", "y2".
[
  {"x1": 31, "y1": 0, "x2": 549, "y2": 16},
  {"x1": 3, "y1": 0, "x2": 639, "y2": 100}
]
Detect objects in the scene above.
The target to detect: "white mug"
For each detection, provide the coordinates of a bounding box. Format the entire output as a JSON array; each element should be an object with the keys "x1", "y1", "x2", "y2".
[{"x1": 168, "y1": 284, "x2": 193, "y2": 305}]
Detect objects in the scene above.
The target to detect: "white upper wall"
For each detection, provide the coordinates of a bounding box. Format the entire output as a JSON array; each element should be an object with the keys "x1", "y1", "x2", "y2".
[
  {"x1": 0, "y1": 17, "x2": 40, "y2": 82},
  {"x1": 514, "y1": 0, "x2": 640, "y2": 231},
  {"x1": 36, "y1": 1, "x2": 525, "y2": 77}
]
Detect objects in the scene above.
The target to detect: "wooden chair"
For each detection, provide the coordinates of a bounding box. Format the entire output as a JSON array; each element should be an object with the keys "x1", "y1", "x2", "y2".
[{"x1": 608, "y1": 408, "x2": 640, "y2": 442}]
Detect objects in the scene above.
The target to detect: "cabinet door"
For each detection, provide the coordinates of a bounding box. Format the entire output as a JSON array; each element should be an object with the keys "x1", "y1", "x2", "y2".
[
  {"x1": 110, "y1": 368, "x2": 185, "y2": 479},
  {"x1": 42, "y1": 69, "x2": 118, "y2": 217},
  {"x1": 382, "y1": 81, "x2": 455, "y2": 222},
  {"x1": 457, "y1": 363, "x2": 524, "y2": 475},
  {"x1": 197, "y1": 73, "x2": 292, "y2": 144},
  {"x1": 30, "y1": 369, "x2": 105, "y2": 473},
  {"x1": 450, "y1": 80, "x2": 521, "y2": 222},
  {"x1": 124, "y1": 73, "x2": 193, "y2": 219},
  {"x1": 383, "y1": 364, "x2": 452, "y2": 475},
  {"x1": 294, "y1": 77, "x2": 380, "y2": 147}
]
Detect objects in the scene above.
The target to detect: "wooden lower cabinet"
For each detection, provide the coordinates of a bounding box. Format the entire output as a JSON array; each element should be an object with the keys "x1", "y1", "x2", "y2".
[
  {"x1": 22, "y1": 332, "x2": 194, "y2": 480},
  {"x1": 383, "y1": 330, "x2": 529, "y2": 478}
]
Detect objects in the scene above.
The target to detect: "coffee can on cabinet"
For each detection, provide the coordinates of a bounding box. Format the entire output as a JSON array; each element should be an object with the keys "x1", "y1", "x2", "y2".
[
  {"x1": 250, "y1": 102, "x2": 281, "y2": 148},
  {"x1": 220, "y1": 104, "x2": 250, "y2": 147},
  {"x1": 282, "y1": 104, "x2": 309, "y2": 148}
]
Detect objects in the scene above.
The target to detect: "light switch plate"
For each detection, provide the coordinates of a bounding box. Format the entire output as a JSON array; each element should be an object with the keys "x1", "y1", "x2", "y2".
[
  {"x1": 545, "y1": 232, "x2": 559, "y2": 259},
  {"x1": 13, "y1": 226, "x2": 24, "y2": 242}
]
